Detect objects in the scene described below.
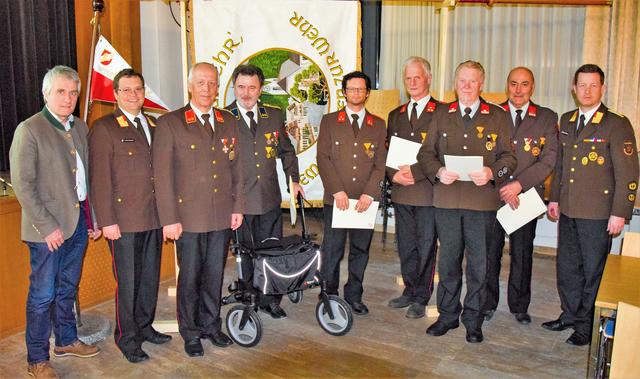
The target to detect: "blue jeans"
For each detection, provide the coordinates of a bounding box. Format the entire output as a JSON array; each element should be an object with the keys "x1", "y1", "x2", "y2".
[{"x1": 25, "y1": 205, "x2": 88, "y2": 363}]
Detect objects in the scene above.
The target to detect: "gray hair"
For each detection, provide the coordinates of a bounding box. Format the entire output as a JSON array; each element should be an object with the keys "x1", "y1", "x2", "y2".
[
  {"x1": 41, "y1": 65, "x2": 81, "y2": 97},
  {"x1": 454, "y1": 60, "x2": 485, "y2": 82},
  {"x1": 403, "y1": 56, "x2": 432, "y2": 76},
  {"x1": 188, "y1": 62, "x2": 218, "y2": 83}
]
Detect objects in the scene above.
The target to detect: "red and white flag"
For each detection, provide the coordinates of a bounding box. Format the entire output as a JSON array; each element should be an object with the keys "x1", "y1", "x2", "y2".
[{"x1": 90, "y1": 36, "x2": 169, "y2": 111}]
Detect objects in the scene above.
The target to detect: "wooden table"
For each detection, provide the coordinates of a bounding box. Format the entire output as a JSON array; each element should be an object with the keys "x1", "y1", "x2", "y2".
[{"x1": 588, "y1": 254, "x2": 640, "y2": 378}]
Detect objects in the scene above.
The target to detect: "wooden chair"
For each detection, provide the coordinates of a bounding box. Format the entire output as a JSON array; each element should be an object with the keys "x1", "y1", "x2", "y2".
[
  {"x1": 621, "y1": 232, "x2": 640, "y2": 258},
  {"x1": 609, "y1": 302, "x2": 640, "y2": 378}
]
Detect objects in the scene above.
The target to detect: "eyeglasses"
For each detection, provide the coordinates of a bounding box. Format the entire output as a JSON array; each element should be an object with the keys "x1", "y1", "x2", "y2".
[
  {"x1": 118, "y1": 87, "x2": 145, "y2": 95},
  {"x1": 344, "y1": 88, "x2": 367, "y2": 93}
]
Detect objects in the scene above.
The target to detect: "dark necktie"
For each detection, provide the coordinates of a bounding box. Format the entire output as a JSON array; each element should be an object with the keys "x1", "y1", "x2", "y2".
[
  {"x1": 201, "y1": 113, "x2": 214, "y2": 138},
  {"x1": 514, "y1": 109, "x2": 523, "y2": 130},
  {"x1": 351, "y1": 114, "x2": 360, "y2": 138},
  {"x1": 246, "y1": 111, "x2": 258, "y2": 136},
  {"x1": 134, "y1": 117, "x2": 149, "y2": 146},
  {"x1": 463, "y1": 107, "x2": 472, "y2": 128},
  {"x1": 410, "y1": 102, "x2": 418, "y2": 128},
  {"x1": 576, "y1": 114, "x2": 585, "y2": 135}
]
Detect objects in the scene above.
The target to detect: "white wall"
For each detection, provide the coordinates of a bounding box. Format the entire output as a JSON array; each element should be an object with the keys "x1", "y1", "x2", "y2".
[{"x1": 140, "y1": 0, "x2": 184, "y2": 111}]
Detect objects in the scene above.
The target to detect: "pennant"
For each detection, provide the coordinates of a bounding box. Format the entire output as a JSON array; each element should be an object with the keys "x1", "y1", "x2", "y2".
[{"x1": 90, "y1": 36, "x2": 169, "y2": 111}]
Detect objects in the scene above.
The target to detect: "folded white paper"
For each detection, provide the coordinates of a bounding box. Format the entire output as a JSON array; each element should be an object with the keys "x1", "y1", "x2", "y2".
[
  {"x1": 331, "y1": 199, "x2": 380, "y2": 229},
  {"x1": 386, "y1": 136, "x2": 422, "y2": 170},
  {"x1": 496, "y1": 188, "x2": 547, "y2": 235},
  {"x1": 444, "y1": 155, "x2": 483, "y2": 181}
]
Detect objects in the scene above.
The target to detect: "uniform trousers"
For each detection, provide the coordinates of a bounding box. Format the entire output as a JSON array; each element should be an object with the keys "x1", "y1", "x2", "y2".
[
  {"x1": 321, "y1": 205, "x2": 374, "y2": 303},
  {"x1": 435, "y1": 208, "x2": 495, "y2": 329},
  {"x1": 393, "y1": 203, "x2": 437, "y2": 305},
  {"x1": 176, "y1": 229, "x2": 230, "y2": 341},
  {"x1": 557, "y1": 214, "x2": 610, "y2": 336},
  {"x1": 107, "y1": 229, "x2": 162, "y2": 353},
  {"x1": 485, "y1": 217, "x2": 537, "y2": 314},
  {"x1": 237, "y1": 206, "x2": 283, "y2": 306}
]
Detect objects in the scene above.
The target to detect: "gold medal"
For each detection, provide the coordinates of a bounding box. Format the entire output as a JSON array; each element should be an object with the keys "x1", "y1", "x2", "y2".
[
  {"x1": 524, "y1": 145, "x2": 531, "y2": 152},
  {"x1": 597, "y1": 156, "x2": 605, "y2": 165},
  {"x1": 588, "y1": 151, "x2": 598, "y2": 161},
  {"x1": 581, "y1": 157, "x2": 589, "y2": 166},
  {"x1": 476, "y1": 126, "x2": 484, "y2": 139},
  {"x1": 229, "y1": 150, "x2": 235, "y2": 161},
  {"x1": 531, "y1": 147, "x2": 540, "y2": 157},
  {"x1": 367, "y1": 151, "x2": 374, "y2": 158},
  {"x1": 523, "y1": 137, "x2": 532, "y2": 152},
  {"x1": 486, "y1": 141, "x2": 493, "y2": 151}
]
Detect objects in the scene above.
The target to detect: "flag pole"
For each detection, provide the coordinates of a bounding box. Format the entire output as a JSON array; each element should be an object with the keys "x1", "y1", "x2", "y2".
[{"x1": 82, "y1": 0, "x2": 105, "y2": 122}]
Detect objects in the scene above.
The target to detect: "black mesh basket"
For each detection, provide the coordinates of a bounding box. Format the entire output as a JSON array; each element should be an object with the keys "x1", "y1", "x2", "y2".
[{"x1": 252, "y1": 236, "x2": 321, "y2": 295}]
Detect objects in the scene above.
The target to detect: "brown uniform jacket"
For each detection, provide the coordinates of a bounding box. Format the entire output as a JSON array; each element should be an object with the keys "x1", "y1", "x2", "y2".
[
  {"x1": 387, "y1": 98, "x2": 440, "y2": 206},
  {"x1": 9, "y1": 108, "x2": 91, "y2": 242},
  {"x1": 153, "y1": 104, "x2": 244, "y2": 233},
  {"x1": 226, "y1": 101, "x2": 299, "y2": 215},
  {"x1": 317, "y1": 109, "x2": 387, "y2": 205},
  {"x1": 500, "y1": 101, "x2": 558, "y2": 197},
  {"x1": 89, "y1": 108, "x2": 160, "y2": 232},
  {"x1": 550, "y1": 104, "x2": 639, "y2": 220},
  {"x1": 415, "y1": 99, "x2": 517, "y2": 211}
]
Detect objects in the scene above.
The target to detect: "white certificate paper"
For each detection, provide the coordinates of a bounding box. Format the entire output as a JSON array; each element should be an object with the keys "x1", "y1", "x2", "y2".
[
  {"x1": 331, "y1": 199, "x2": 380, "y2": 229},
  {"x1": 386, "y1": 136, "x2": 422, "y2": 170},
  {"x1": 444, "y1": 155, "x2": 483, "y2": 181},
  {"x1": 496, "y1": 188, "x2": 547, "y2": 235}
]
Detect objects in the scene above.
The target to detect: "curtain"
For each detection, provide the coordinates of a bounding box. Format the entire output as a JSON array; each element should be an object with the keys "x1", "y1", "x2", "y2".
[
  {"x1": 379, "y1": 2, "x2": 585, "y2": 114},
  {"x1": 0, "y1": 0, "x2": 77, "y2": 171},
  {"x1": 606, "y1": 0, "x2": 640, "y2": 145},
  {"x1": 379, "y1": 1, "x2": 440, "y2": 101}
]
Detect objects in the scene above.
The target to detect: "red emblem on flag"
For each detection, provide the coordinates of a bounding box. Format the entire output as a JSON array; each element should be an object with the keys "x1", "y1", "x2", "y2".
[{"x1": 100, "y1": 49, "x2": 112, "y2": 66}]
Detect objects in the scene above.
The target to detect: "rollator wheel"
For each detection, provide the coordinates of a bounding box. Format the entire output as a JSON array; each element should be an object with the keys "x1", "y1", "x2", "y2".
[
  {"x1": 288, "y1": 290, "x2": 304, "y2": 304},
  {"x1": 225, "y1": 305, "x2": 263, "y2": 347},
  {"x1": 315, "y1": 295, "x2": 353, "y2": 336}
]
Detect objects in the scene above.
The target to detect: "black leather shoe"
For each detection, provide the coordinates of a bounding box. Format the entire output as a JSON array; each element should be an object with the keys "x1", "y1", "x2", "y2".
[
  {"x1": 426, "y1": 320, "x2": 459, "y2": 336},
  {"x1": 202, "y1": 331, "x2": 233, "y2": 348},
  {"x1": 184, "y1": 339, "x2": 204, "y2": 357},
  {"x1": 566, "y1": 331, "x2": 589, "y2": 346},
  {"x1": 388, "y1": 295, "x2": 412, "y2": 309},
  {"x1": 541, "y1": 318, "x2": 574, "y2": 331},
  {"x1": 144, "y1": 330, "x2": 172, "y2": 344},
  {"x1": 260, "y1": 303, "x2": 287, "y2": 319},
  {"x1": 347, "y1": 301, "x2": 369, "y2": 316},
  {"x1": 406, "y1": 303, "x2": 425, "y2": 319},
  {"x1": 123, "y1": 348, "x2": 149, "y2": 363},
  {"x1": 514, "y1": 313, "x2": 532, "y2": 325},
  {"x1": 483, "y1": 309, "x2": 495, "y2": 321},
  {"x1": 466, "y1": 328, "x2": 484, "y2": 343}
]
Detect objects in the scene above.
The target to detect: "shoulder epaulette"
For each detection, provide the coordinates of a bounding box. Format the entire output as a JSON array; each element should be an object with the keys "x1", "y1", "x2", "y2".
[
  {"x1": 262, "y1": 103, "x2": 280, "y2": 109},
  {"x1": 607, "y1": 109, "x2": 626, "y2": 119}
]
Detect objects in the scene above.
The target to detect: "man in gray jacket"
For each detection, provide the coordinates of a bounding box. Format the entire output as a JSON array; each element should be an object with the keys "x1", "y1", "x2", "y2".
[{"x1": 10, "y1": 65, "x2": 101, "y2": 379}]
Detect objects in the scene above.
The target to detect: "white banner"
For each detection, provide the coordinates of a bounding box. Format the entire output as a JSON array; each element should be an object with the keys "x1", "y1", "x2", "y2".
[{"x1": 192, "y1": 0, "x2": 360, "y2": 204}]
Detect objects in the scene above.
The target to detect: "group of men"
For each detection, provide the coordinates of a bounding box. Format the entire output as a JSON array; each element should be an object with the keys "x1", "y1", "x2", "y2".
[{"x1": 9, "y1": 55, "x2": 638, "y2": 378}]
